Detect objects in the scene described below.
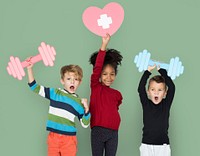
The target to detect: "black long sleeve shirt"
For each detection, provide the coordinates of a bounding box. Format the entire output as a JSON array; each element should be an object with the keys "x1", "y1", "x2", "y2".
[{"x1": 138, "y1": 69, "x2": 175, "y2": 145}]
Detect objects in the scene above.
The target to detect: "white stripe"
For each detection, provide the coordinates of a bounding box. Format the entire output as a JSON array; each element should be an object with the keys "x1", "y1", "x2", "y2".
[
  {"x1": 49, "y1": 106, "x2": 75, "y2": 122},
  {"x1": 39, "y1": 86, "x2": 45, "y2": 97}
]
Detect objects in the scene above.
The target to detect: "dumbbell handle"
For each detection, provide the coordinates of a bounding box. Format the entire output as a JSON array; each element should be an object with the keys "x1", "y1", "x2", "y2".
[
  {"x1": 21, "y1": 54, "x2": 42, "y2": 68},
  {"x1": 149, "y1": 59, "x2": 169, "y2": 70}
]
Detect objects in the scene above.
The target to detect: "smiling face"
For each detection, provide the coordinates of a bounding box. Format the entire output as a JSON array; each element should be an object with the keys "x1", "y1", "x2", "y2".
[
  {"x1": 100, "y1": 64, "x2": 116, "y2": 87},
  {"x1": 61, "y1": 72, "x2": 81, "y2": 94},
  {"x1": 147, "y1": 81, "x2": 167, "y2": 104}
]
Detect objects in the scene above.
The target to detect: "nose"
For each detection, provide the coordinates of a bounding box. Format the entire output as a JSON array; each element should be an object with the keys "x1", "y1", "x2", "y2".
[
  {"x1": 71, "y1": 79, "x2": 75, "y2": 84},
  {"x1": 106, "y1": 75, "x2": 111, "y2": 81}
]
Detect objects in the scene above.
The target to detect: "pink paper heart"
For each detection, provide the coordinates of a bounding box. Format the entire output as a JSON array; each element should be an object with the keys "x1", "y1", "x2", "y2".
[{"x1": 82, "y1": 2, "x2": 124, "y2": 37}]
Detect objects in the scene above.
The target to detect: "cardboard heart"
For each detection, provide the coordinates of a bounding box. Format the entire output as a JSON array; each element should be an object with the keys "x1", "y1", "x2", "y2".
[{"x1": 82, "y1": 2, "x2": 124, "y2": 37}]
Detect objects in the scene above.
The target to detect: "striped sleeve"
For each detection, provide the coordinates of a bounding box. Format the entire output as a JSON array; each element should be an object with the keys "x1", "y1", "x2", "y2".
[
  {"x1": 28, "y1": 80, "x2": 50, "y2": 99},
  {"x1": 79, "y1": 112, "x2": 91, "y2": 128}
]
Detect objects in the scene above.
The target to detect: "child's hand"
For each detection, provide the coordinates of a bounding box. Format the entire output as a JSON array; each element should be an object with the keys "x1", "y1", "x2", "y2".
[
  {"x1": 81, "y1": 98, "x2": 89, "y2": 113},
  {"x1": 26, "y1": 57, "x2": 35, "y2": 83},
  {"x1": 102, "y1": 33, "x2": 110, "y2": 45},
  {"x1": 157, "y1": 64, "x2": 160, "y2": 71},
  {"x1": 26, "y1": 57, "x2": 34, "y2": 69},
  {"x1": 101, "y1": 33, "x2": 111, "y2": 51},
  {"x1": 147, "y1": 64, "x2": 156, "y2": 72}
]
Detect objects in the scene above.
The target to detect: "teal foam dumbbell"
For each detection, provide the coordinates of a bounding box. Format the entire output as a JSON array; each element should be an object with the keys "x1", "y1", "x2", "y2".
[{"x1": 134, "y1": 49, "x2": 184, "y2": 80}]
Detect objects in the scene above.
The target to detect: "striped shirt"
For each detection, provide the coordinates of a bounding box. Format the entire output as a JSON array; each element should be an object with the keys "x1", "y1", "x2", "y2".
[{"x1": 28, "y1": 80, "x2": 90, "y2": 135}]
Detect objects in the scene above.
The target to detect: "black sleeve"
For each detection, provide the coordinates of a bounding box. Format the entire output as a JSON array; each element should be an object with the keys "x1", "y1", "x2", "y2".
[
  {"x1": 138, "y1": 70, "x2": 151, "y2": 106},
  {"x1": 159, "y1": 69, "x2": 175, "y2": 106}
]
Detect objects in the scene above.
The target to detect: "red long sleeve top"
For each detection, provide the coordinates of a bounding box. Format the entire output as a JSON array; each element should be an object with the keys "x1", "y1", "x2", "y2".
[{"x1": 89, "y1": 50, "x2": 123, "y2": 130}]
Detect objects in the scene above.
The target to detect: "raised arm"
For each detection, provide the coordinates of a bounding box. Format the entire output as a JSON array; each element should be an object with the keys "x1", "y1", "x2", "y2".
[
  {"x1": 91, "y1": 34, "x2": 111, "y2": 87},
  {"x1": 137, "y1": 65, "x2": 156, "y2": 105},
  {"x1": 101, "y1": 33, "x2": 110, "y2": 51},
  {"x1": 26, "y1": 58, "x2": 35, "y2": 83},
  {"x1": 138, "y1": 74, "x2": 151, "y2": 106},
  {"x1": 26, "y1": 59, "x2": 51, "y2": 100},
  {"x1": 158, "y1": 68, "x2": 175, "y2": 105}
]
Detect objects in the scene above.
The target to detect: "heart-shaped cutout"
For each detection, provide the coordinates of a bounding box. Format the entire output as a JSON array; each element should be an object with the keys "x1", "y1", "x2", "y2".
[{"x1": 82, "y1": 2, "x2": 124, "y2": 37}]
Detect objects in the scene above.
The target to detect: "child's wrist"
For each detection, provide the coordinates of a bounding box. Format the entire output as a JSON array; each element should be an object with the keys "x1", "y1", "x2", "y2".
[
  {"x1": 84, "y1": 108, "x2": 89, "y2": 113},
  {"x1": 101, "y1": 43, "x2": 107, "y2": 51}
]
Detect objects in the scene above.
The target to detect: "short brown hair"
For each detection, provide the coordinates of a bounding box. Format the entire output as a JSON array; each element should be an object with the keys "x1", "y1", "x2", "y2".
[
  {"x1": 148, "y1": 75, "x2": 167, "y2": 90},
  {"x1": 60, "y1": 64, "x2": 83, "y2": 81}
]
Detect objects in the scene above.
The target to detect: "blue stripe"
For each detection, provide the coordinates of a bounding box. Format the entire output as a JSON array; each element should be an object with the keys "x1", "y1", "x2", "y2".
[
  {"x1": 50, "y1": 100, "x2": 79, "y2": 117},
  {"x1": 30, "y1": 83, "x2": 37, "y2": 91},
  {"x1": 47, "y1": 127, "x2": 76, "y2": 136},
  {"x1": 84, "y1": 113, "x2": 91, "y2": 120},
  {"x1": 49, "y1": 89, "x2": 84, "y2": 114},
  {"x1": 46, "y1": 120, "x2": 77, "y2": 133},
  {"x1": 78, "y1": 113, "x2": 91, "y2": 121}
]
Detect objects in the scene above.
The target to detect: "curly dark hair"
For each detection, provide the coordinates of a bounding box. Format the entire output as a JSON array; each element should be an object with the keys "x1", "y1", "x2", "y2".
[{"x1": 89, "y1": 49, "x2": 123, "y2": 74}]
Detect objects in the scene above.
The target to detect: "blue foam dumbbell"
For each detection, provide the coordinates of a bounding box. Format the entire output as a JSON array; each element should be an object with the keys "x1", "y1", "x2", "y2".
[{"x1": 134, "y1": 49, "x2": 184, "y2": 80}]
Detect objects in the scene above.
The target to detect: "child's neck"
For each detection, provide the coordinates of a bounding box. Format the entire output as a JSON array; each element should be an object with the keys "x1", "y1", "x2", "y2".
[{"x1": 64, "y1": 89, "x2": 76, "y2": 95}]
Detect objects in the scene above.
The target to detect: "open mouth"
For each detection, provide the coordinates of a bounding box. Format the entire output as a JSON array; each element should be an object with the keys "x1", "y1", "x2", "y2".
[
  {"x1": 154, "y1": 96, "x2": 159, "y2": 101},
  {"x1": 70, "y1": 86, "x2": 75, "y2": 90}
]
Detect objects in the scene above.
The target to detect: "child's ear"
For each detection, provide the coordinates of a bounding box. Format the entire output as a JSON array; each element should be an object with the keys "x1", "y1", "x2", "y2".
[
  {"x1": 60, "y1": 79, "x2": 64, "y2": 85},
  {"x1": 164, "y1": 91, "x2": 167, "y2": 98},
  {"x1": 147, "y1": 90, "x2": 150, "y2": 96}
]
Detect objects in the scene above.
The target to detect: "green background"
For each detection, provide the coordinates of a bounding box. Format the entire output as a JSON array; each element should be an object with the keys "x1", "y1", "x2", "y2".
[{"x1": 0, "y1": 0, "x2": 199, "y2": 155}]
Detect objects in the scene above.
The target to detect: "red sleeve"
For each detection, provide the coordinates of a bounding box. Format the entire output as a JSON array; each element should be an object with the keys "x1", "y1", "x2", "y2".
[
  {"x1": 91, "y1": 50, "x2": 106, "y2": 88},
  {"x1": 117, "y1": 91, "x2": 123, "y2": 109}
]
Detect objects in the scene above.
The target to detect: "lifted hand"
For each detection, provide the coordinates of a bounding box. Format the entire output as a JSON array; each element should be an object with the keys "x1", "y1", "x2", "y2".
[
  {"x1": 81, "y1": 98, "x2": 89, "y2": 114},
  {"x1": 147, "y1": 64, "x2": 156, "y2": 72},
  {"x1": 101, "y1": 33, "x2": 111, "y2": 51}
]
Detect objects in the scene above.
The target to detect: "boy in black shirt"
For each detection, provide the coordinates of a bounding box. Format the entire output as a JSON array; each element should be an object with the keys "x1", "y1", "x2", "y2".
[{"x1": 138, "y1": 65, "x2": 175, "y2": 156}]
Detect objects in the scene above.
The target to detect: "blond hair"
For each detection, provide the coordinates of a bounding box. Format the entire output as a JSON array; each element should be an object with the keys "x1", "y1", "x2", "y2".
[{"x1": 60, "y1": 64, "x2": 83, "y2": 81}]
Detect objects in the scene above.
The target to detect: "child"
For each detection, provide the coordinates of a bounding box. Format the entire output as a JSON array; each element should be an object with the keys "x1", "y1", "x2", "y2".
[
  {"x1": 27, "y1": 62, "x2": 91, "y2": 156},
  {"x1": 89, "y1": 33, "x2": 123, "y2": 156},
  {"x1": 137, "y1": 64, "x2": 175, "y2": 156}
]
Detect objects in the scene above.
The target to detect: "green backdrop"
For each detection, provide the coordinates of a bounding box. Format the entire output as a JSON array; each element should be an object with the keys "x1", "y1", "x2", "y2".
[{"x1": 0, "y1": 0, "x2": 199, "y2": 155}]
